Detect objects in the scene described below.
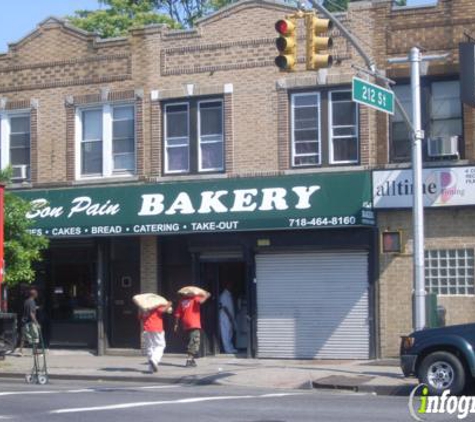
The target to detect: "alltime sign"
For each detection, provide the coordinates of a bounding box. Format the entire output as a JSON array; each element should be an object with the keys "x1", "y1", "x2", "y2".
[
  {"x1": 373, "y1": 166, "x2": 475, "y2": 209},
  {"x1": 16, "y1": 172, "x2": 375, "y2": 238}
]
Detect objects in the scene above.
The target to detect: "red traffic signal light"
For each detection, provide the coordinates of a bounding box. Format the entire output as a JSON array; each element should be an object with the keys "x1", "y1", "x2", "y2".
[
  {"x1": 275, "y1": 18, "x2": 296, "y2": 72},
  {"x1": 275, "y1": 19, "x2": 293, "y2": 35}
]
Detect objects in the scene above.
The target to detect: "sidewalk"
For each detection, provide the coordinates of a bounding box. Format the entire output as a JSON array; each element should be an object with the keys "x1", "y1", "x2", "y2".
[{"x1": 0, "y1": 350, "x2": 416, "y2": 395}]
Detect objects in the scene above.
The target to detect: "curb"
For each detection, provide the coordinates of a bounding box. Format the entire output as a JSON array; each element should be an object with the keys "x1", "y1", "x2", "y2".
[
  {"x1": 312, "y1": 380, "x2": 415, "y2": 396},
  {"x1": 0, "y1": 371, "x2": 415, "y2": 396},
  {"x1": 0, "y1": 371, "x2": 235, "y2": 386}
]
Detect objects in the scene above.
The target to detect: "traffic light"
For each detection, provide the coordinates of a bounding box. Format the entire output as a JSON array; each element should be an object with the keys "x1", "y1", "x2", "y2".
[
  {"x1": 275, "y1": 18, "x2": 297, "y2": 72},
  {"x1": 305, "y1": 14, "x2": 333, "y2": 70}
]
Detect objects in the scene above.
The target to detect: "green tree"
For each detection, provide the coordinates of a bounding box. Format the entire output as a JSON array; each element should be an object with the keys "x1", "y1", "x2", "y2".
[
  {"x1": 70, "y1": 0, "x2": 303, "y2": 31},
  {"x1": 148, "y1": 0, "x2": 232, "y2": 27},
  {"x1": 1, "y1": 170, "x2": 49, "y2": 286},
  {"x1": 149, "y1": 0, "x2": 304, "y2": 27},
  {"x1": 69, "y1": 0, "x2": 179, "y2": 38}
]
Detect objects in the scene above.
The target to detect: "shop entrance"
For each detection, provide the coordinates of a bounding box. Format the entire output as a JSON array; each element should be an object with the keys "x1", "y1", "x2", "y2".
[
  {"x1": 46, "y1": 242, "x2": 97, "y2": 349},
  {"x1": 108, "y1": 238, "x2": 141, "y2": 349},
  {"x1": 199, "y1": 261, "x2": 248, "y2": 356}
]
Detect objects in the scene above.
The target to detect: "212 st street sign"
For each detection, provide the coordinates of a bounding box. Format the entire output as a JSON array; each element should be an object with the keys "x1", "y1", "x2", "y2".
[{"x1": 352, "y1": 76, "x2": 394, "y2": 115}]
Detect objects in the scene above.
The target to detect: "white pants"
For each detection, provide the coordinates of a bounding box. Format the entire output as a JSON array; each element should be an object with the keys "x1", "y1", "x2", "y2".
[
  {"x1": 143, "y1": 331, "x2": 166, "y2": 366},
  {"x1": 219, "y1": 310, "x2": 237, "y2": 354}
]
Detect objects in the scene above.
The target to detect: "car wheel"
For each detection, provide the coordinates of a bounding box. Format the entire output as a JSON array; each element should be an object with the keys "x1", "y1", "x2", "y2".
[{"x1": 418, "y1": 351, "x2": 466, "y2": 396}]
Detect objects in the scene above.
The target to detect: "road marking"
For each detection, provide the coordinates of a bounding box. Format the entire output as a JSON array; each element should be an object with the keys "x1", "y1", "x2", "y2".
[
  {"x1": 51, "y1": 393, "x2": 303, "y2": 414},
  {"x1": 0, "y1": 385, "x2": 179, "y2": 397},
  {"x1": 0, "y1": 390, "x2": 65, "y2": 397}
]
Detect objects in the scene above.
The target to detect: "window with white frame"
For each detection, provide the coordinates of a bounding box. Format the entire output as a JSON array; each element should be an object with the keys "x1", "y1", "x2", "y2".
[
  {"x1": 329, "y1": 91, "x2": 358, "y2": 164},
  {"x1": 164, "y1": 98, "x2": 224, "y2": 174},
  {"x1": 290, "y1": 89, "x2": 359, "y2": 167},
  {"x1": 77, "y1": 104, "x2": 135, "y2": 178},
  {"x1": 291, "y1": 93, "x2": 321, "y2": 166},
  {"x1": 199, "y1": 101, "x2": 224, "y2": 172},
  {"x1": 165, "y1": 103, "x2": 190, "y2": 174},
  {"x1": 0, "y1": 112, "x2": 31, "y2": 181},
  {"x1": 425, "y1": 249, "x2": 475, "y2": 296}
]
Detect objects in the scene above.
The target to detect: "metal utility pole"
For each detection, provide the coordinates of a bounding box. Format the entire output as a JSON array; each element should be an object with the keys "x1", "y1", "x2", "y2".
[
  {"x1": 388, "y1": 48, "x2": 448, "y2": 331},
  {"x1": 410, "y1": 48, "x2": 426, "y2": 332}
]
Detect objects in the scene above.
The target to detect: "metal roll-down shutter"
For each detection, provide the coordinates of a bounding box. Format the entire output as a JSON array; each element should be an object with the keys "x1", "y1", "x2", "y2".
[{"x1": 256, "y1": 252, "x2": 369, "y2": 359}]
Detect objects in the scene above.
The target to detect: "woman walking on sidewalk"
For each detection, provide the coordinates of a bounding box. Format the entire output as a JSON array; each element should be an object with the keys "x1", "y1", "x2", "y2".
[{"x1": 139, "y1": 301, "x2": 172, "y2": 373}]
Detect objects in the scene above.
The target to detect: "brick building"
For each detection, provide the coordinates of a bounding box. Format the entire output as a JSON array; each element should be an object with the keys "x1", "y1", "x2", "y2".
[
  {"x1": 370, "y1": 0, "x2": 475, "y2": 357},
  {"x1": 1, "y1": 0, "x2": 474, "y2": 358}
]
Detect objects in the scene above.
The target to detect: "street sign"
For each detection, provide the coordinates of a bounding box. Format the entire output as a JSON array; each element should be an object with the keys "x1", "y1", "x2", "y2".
[{"x1": 352, "y1": 76, "x2": 394, "y2": 115}]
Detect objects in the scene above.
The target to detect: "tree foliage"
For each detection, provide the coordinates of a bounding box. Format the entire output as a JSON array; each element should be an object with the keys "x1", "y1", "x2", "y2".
[
  {"x1": 69, "y1": 0, "x2": 357, "y2": 37},
  {"x1": 148, "y1": 0, "x2": 235, "y2": 28},
  {"x1": 69, "y1": 0, "x2": 179, "y2": 38},
  {"x1": 0, "y1": 169, "x2": 49, "y2": 286}
]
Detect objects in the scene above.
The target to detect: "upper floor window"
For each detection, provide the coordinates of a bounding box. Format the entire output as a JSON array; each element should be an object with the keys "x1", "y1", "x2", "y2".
[
  {"x1": 76, "y1": 104, "x2": 135, "y2": 178},
  {"x1": 0, "y1": 112, "x2": 31, "y2": 181},
  {"x1": 164, "y1": 99, "x2": 224, "y2": 174},
  {"x1": 290, "y1": 89, "x2": 358, "y2": 167},
  {"x1": 391, "y1": 80, "x2": 462, "y2": 162}
]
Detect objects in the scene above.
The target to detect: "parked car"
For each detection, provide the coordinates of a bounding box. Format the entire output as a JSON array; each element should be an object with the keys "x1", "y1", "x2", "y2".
[{"x1": 400, "y1": 323, "x2": 475, "y2": 395}]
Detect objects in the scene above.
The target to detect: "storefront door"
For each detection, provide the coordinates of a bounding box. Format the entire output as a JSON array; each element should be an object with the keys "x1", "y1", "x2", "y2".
[{"x1": 108, "y1": 238, "x2": 141, "y2": 349}]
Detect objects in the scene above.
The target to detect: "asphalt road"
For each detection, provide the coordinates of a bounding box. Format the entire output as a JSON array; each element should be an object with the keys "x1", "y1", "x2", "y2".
[{"x1": 0, "y1": 379, "x2": 455, "y2": 422}]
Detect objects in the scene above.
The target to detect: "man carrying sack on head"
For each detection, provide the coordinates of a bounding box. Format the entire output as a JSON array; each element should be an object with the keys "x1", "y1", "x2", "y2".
[
  {"x1": 134, "y1": 294, "x2": 172, "y2": 374},
  {"x1": 174, "y1": 286, "x2": 211, "y2": 368}
]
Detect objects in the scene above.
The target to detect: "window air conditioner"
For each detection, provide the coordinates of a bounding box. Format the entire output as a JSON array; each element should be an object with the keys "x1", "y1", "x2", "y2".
[
  {"x1": 427, "y1": 136, "x2": 460, "y2": 158},
  {"x1": 11, "y1": 164, "x2": 29, "y2": 181}
]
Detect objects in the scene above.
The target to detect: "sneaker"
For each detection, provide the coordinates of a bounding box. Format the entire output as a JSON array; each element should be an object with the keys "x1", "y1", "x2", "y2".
[
  {"x1": 149, "y1": 360, "x2": 158, "y2": 373},
  {"x1": 190, "y1": 359, "x2": 197, "y2": 367},
  {"x1": 185, "y1": 359, "x2": 192, "y2": 367}
]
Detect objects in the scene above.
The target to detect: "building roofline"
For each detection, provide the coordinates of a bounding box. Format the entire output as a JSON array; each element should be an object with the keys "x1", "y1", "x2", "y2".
[{"x1": 195, "y1": 0, "x2": 297, "y2": 26}]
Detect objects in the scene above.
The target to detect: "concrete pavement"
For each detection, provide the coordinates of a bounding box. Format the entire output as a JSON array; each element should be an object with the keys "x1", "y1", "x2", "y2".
[{"x1": 0, "y1": 350, "x2": 416, "y2": 395}]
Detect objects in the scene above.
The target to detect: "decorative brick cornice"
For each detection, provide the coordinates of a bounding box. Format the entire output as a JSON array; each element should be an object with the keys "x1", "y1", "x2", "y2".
[
  {"x1": 0, "y1": 53, "x2": 130, "y2": 73},
  {"x1": 161, "y1": 31, "x2": 349, "y2": 76},
  {"x1": 195, "y1": 0, "x2": 296, "y2": 27},
  {"x1": 0, "y1": 75, "x2": 132, "y2": 94}
]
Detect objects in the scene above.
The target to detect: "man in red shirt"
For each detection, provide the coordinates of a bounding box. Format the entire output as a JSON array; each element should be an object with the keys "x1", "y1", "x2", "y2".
[
  {"x1": 174, "y1": 291, "x2": 211, "y2": 367},
  {"x1": 140, "y1": 301, "x2": 172, "y2": 373}
]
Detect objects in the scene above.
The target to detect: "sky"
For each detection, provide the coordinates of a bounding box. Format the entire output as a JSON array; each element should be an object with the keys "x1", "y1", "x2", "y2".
[
  {"x1": 0, "y1": 0, "x2": 100, "y2": 52},
  {"x1": 0, "y1": 0, "x2": 440, "y2": 53}
]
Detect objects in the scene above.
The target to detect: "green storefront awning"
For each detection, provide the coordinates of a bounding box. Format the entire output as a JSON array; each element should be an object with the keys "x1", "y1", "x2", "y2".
[{"x1": 15, "y1": 171, "x2": 375, "y2": 238}]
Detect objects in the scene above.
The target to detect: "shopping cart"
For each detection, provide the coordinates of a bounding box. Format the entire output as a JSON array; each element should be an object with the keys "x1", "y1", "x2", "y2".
[{"x1": 24, "y1": 323, "x2": 48, "y2": 385}]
